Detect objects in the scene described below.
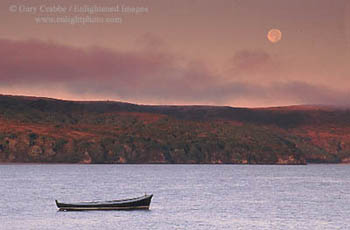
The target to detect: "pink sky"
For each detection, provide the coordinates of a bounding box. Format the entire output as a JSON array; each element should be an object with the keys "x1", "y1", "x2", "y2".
[{"x1": 0, "y1": 0, "x2": 349, "y2": 107}]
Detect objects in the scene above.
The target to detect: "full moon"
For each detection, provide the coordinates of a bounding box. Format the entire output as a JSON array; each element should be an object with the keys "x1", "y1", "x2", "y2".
[{"x1": 267, "y1": 29, "x2": 282, "y2": 43}]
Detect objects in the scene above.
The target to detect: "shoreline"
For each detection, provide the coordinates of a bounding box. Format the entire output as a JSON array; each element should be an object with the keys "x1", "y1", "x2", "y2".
[{"x1": 0, "y1": 162, "x2": 349, "y2": 165}]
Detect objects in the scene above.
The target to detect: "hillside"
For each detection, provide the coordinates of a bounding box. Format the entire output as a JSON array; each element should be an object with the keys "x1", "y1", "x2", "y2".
[{"x1": 1, "y1": 94, "x2": 350, "y2": 164}]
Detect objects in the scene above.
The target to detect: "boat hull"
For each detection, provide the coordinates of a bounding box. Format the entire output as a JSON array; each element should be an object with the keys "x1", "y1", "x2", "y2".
[{"x1": 56, "y1": 194, "x2": 153, "y2": 211}]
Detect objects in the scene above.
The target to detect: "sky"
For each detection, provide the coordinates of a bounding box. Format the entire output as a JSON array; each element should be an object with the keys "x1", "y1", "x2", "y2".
[{"x1": 0, "y1": 0, "x2": 349, "y2": 107}]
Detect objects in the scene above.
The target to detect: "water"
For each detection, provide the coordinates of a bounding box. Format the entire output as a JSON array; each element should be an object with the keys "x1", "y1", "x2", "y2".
[{"x1": 1, "y1": 164, "x2": 349, "y2": 230}]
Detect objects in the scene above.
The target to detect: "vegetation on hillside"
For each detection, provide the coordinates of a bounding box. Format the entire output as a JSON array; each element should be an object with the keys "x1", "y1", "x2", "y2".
[{"x1": 0, "y1": 95, "x2": 349, "y2": 164}]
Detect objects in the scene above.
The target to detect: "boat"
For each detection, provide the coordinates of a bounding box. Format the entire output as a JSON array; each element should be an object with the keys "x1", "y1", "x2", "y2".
[{"x1": 55, "y1": 194, "x2": 153, "y2": 211}]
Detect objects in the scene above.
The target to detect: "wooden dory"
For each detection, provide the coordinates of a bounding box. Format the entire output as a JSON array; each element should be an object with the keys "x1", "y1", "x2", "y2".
[{"x1": 55, "y1": 194, "x2": 153, "y2": 211}]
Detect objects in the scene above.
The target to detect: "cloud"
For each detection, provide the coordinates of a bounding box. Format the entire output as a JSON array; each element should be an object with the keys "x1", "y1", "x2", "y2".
[
  {"x1": 0, "y1": 38, "x2": 174, "y2": 84},
  {"x1": 230, "y1": 50, "x2": 271, "y2": 73},
  {"x1": 270, "y1": 81, "x2": 350, "y2": 105},
  {"x1": 225, "y1": 49, "x2": 283, "y2": 83},
  {"x1": 0, "y1": 38, "x2": 349, "y2": 107}
]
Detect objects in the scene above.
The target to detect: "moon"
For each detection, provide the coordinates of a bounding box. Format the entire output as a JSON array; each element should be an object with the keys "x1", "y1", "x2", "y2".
[{"x1": 267, "y1": 29, "x2": 282, "y2": 43}]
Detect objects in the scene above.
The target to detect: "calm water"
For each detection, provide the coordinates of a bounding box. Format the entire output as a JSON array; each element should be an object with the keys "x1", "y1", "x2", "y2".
[{"x1": 1, "y1": 164, "x2": 350, "y2": 230}]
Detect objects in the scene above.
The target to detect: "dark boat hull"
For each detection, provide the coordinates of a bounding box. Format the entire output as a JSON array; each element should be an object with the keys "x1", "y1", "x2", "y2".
[{"x1": 56, "y1": 194, "x2": 153, "y2": 211}]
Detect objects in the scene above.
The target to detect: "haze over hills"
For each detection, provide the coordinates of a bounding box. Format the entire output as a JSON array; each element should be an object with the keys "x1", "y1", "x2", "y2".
[{"x1": 1, "y1": 94, "x2": 350, "y2": 164}]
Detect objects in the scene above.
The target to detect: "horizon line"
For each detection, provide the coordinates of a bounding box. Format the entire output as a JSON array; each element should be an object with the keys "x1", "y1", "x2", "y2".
[{"x1": 0, "y1": 93, "x2": 343, "y2": 110}]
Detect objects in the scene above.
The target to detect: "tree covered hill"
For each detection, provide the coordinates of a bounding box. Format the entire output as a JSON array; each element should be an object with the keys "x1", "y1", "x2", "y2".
[{"x1": 1, "y1": 94, "x2": 350, "y2": 164}]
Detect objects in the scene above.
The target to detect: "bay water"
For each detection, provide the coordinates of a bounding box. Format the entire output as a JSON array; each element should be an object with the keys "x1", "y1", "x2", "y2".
[{"x1": 1, "y1": 164, "x2": 349, "y2": 229}]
